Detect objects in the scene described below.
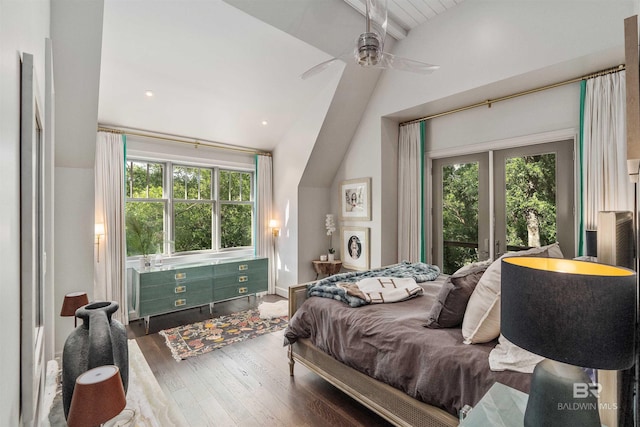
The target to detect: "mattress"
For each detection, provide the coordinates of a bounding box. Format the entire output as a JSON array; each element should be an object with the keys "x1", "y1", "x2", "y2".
[{"x1": 284, "y1": 275, "x2": 531, "y2": 416}]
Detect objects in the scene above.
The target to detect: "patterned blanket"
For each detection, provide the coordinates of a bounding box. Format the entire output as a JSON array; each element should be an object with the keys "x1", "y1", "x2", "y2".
[{"x1": 307, "y1": 261, "x2": 440, "y2": 307}]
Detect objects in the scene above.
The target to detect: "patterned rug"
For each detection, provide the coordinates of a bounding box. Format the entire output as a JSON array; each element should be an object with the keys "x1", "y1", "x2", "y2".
[{"x1": 159, "y1": 308, "x2": 288, "y2": 361}]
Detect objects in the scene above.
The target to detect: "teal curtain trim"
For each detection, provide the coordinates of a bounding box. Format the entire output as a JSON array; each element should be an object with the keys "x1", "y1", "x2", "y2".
[
  {"x1": 577, "y1": 80, "x2": 586, "y2": 256},
  {"x1": 123, "y1": 134, "x2": 127, "y2": 194},
  {"x1": 420, "y1": 121, "x2": 426, "y2": 263},
  {"x1": 254, "y1": 154, "x2": 258, "y2": 256}
]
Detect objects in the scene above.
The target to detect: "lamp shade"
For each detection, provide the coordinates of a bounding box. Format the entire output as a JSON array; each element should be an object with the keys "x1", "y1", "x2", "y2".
[
  {"x1": 60, "y1": 292, "x2": 89, "y2": 317},
  {"x1": 501, "y1": 257, "x2": 636, "y2": 370},
  {"x1": 66, "y1": 365, "x2": 126, "y2": 427}
]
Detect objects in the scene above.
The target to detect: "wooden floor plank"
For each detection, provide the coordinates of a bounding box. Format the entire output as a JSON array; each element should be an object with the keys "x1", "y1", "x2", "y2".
[{"x1": 131, "y1": 295, "x2": 393, "y2": 427}]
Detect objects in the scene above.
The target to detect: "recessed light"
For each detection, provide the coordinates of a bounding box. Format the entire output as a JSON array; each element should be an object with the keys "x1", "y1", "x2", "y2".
[
  {"x1": 261, "y1": 120, "x2": 268, "y2": 126},
  {"x1": 145, "y1": 90, "x2": 154, "y2": 97}
]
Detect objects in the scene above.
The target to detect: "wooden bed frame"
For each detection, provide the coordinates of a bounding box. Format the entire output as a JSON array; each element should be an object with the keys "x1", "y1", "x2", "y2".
[{"x1": 287, "y1": 282, "x2": 459, "y2": 427}]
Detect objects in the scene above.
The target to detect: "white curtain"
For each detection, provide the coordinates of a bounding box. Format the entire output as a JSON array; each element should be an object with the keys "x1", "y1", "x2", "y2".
[
  {"x1": 583, "y1": 71, "x2": 634, "y2": 232},
  {"x1": 255, "y1": 154, "x2": 275, "y2": 293},
  {"x1": 94, "y1": 132, "x2": 127, "y2": 324},
  {"x1": 398, "y1": 122, "x2": 422, "y2": 262}
]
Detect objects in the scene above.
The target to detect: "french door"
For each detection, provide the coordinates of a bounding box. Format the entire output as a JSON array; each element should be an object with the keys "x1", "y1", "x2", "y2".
[{"x1": 431, "y1": 140, "x2": 574, "y2": 274}]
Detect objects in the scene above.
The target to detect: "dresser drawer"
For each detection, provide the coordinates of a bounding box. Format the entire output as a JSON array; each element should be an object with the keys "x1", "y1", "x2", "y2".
[
  {"x1": 140, "y1": 278, "x2": 212, "y2": 302},
  {"x1": 214, "y1": 270, "x2": 268, "y2": 288},
  {"x1": 213, "y1": 259, "x2": 267, "y2": 277},
  {"x1": 214, "y1": 280, "x2": 267, "y2": 301},
  {"x1": 139, "y1": 288, "x2": 213, "y2": 317},
  {"x1": 139, "y1": 265, "x2": 212, "y2": 288}
]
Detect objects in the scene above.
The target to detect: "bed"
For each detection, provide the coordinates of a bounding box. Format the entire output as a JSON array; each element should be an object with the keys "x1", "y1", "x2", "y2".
[{"x1": 285, "y1": 266, "x2": 533, "y2": 427}]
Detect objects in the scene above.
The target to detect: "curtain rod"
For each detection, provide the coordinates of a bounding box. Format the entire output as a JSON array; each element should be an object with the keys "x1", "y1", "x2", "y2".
[
  {"x1": 400, "y1": 64, "x2": 626, "y2": 127},
  {"x1": 97, "y1": 125, "x2": 272, "y2": 157}
]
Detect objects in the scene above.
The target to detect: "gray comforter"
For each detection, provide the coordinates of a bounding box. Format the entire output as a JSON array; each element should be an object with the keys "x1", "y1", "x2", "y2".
[{"x1": 284, "y1": 276, "x2": 531, "y2": 417}]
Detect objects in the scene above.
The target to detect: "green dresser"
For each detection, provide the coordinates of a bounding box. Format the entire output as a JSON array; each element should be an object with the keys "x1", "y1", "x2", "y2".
[{"x1": 132, "y1": 257, "x2": 268, "y2": 333}]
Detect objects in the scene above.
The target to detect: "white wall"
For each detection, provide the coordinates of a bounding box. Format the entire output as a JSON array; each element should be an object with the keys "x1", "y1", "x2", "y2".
[
  {"x1": 54, "y1": 167, "x2": 96, "y2": 354},
  {"x1": 51, "y1": 0, "x2": 104, "y2": 358},
  {"x1": 272, "y1": 68, "x2": 343, "y2": 295},
  {"x1": 333, "y1": 0, "x2": 636, "y2": 268},
  {"x1": 0, "y1": 0, "x2": 50, "y2": 424}
]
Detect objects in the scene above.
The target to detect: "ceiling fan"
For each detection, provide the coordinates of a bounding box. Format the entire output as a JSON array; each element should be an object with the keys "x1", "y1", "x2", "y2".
[{"x1": 301, "y1": 0, "x2": 440, "y2": 80}]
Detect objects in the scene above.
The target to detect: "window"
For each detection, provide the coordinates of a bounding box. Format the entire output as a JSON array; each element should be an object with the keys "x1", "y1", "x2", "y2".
[
  {"x1": 125, "y1": 159, "x2": 254, "y2": 257},
  {"x1": 173, "y1": 166, "x2": 213, "y2": 252},
  {"x1": 432, "y1": 140, "x2": 574, "y2": 274},
  {"x1": 219, "y1": 170, "x2": 253, "y2": 249}
]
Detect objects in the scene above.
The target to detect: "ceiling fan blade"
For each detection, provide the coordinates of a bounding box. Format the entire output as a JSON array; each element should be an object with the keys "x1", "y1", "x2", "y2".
[
  {"x1": 366, "y1": 0, "x2": 388, "y2": 47},
  {"x1": 375, "y1": 51, "x2": 440, "y2": 74},
  {"x1": 300, "y1": 57, "x2": 340, "y2": 80}
]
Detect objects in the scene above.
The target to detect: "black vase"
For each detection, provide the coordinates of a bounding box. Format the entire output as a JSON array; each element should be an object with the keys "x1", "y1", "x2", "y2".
[{"x1": 61, "y1": 301, "x2": 128, "y2": 419}]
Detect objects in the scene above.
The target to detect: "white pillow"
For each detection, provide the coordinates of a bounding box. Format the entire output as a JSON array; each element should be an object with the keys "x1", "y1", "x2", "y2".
[
  {"x1": 461, "y1": 243, "x2": 563, "y2": 344},
  {"x1": 488, "y1": 334, "x2": 545, "y2": 373}
]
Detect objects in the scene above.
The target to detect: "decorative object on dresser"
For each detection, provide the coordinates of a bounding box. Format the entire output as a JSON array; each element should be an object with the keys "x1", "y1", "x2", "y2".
[
  {"x1": 62, "y1": 301, "x2": 129, "y2": 419},
  {"x1": 66, "y1": 365, "x2": 126, "y2": 427},
  {"x1": 131, "y1": 257, "x2": 268, "y2": 333},
  {"x1": 60, "y1": 291, "x2": 89, "y2": 327},
  {"x1": 341, "y1": 226, "x2": 370, "y2": 270},
  {"x1": 159, "y1": 308, "x2": 288, "y2": 361},
  {"x1": 340, "y1": 177, "x2": 371, "y2": 220},
  {"x1": 501, "y1": 257, "x2": 636, "y2": 427},
  {"x1": 312, "y1": 259, "x2": 342, "y2": 279}
]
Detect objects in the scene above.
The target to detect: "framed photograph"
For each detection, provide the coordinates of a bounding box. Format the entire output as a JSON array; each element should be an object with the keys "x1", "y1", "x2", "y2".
[
  {"x1": 340, "y1": 177, "x2": 371, "y2": 221},
  {"x1": 341, "y1": 227, "x2": 370, "y2": 271}
]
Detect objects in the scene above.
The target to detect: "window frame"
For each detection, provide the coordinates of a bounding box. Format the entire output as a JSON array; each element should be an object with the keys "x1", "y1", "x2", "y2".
[{"x1": 125, "y1": 158, "x2": 255, "y2": 257}]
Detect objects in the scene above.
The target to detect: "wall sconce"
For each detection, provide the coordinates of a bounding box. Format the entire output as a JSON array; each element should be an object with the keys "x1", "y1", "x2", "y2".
[
  {"x1": 269, "y1": 219, "x2": 280, "y2": 237},
  {"x1": 95, "y1": 223, "x2": 105, "y2": 263}
]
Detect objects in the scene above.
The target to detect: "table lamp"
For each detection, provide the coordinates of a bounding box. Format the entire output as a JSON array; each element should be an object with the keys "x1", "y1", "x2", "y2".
[
  {"x1": 61, "y1": 292, "x2": 89, "y2": 327},
  {"x1": 66, "y1": 365, "x2": 126, "y2": 427},
  {"x1": 501, "y1": 257, "x2": 636, "y2": 427}
]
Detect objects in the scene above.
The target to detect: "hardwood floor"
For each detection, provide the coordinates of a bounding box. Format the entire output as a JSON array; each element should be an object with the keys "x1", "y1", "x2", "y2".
[{"x1": 128, "y1": 295, "x2": 393, "y2": 427}]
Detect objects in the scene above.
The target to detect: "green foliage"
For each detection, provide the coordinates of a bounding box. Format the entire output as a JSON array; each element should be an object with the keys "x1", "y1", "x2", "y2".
[
  {"x1": 220, "y1": 204, "x2": 252, "y2": 248},
  {"x1": 126, "y1": 161, "x2": 254, "y2": 256},
  {"x1": 125, "y1": 203, "x2": 164, "y2": 256},
  {"x1": 440, "y1": 154, "x2": 557, "y2": 274},
  {"x1": 174, "y1": 202, "x2": 213, "y2": 252},
  {"x1": 442, "y1": 162, "x2": 479, "y2": 273},
  {"x1": 505, "y1": 154, "x2": 556, "y2": 248}
]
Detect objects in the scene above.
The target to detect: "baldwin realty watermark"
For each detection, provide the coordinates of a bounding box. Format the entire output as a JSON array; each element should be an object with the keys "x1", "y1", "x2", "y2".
[{"x1": 557, "y1": 383, "x2": 617, "y2": 412}]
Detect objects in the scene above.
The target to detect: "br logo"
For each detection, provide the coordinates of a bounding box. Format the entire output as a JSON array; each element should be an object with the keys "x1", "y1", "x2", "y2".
[{"x1": 573, "y1": 383, "x2": 602, "y2": 399}]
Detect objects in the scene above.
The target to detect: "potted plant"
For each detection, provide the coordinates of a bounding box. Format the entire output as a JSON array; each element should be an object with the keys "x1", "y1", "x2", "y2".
[
  {"x1": 126, "y1": 215, "x2": 161, "y2": 268},
  {"x1": 325, "y1": 214, "x2": 336, "y2": 261}
]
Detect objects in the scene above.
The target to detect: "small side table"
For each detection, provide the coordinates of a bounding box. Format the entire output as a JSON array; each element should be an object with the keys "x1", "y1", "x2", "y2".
[
  {"x1": 459, "y1": 382, "x2": 528, "y2": 427},
  {"x1": 312, "y1": 260, "x2": 342, "y2": 279}
]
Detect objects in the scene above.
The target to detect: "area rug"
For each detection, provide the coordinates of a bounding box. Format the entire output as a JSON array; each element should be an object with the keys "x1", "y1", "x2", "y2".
[
  {"x1": 159, "y1": 308, "x2": 288, "y2": 361},
  {"x1": 45, "y1": 340, "x2": 188, "y2": 426}
]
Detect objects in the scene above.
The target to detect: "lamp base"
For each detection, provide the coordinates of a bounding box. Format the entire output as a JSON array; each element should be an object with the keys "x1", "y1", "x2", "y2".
[{"x1": 525, "y1": 359, "x2": 600, "y2": 427}]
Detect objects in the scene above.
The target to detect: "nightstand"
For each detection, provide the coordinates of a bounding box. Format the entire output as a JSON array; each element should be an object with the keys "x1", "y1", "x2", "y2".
[
  {"x1": 459, "y1": 382, "x2": 527, "y2": 427},
  {"x1": 312, "y1": 260, "x2": 342, "y2": 279}
]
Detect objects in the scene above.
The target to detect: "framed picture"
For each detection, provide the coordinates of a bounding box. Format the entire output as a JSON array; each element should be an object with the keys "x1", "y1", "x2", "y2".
[
  {"x1": 340, "y1": 177, "x2": 371, "y2": 221},
  {"x1": 341, "y1": 227, "x2": 370, "y2": 271}
]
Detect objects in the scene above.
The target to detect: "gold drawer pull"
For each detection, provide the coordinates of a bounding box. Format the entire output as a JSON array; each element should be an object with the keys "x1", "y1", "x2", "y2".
[
  {"x1": 175, "y1": 285, "x2": 186, "y2": 294},
  {"x1": 238, "y1": 264, "x2": 248, "y2": 271},
  {"x1": 238, "y1": 275, "x2": 248, "y2": 283},
  {"x1": 174, "y1": 299, "x2": 186, "y2": 307},
  {"x1": 238, "y1": 287, "x2": 248, "y2": 294},
  {"x1": 175, "y1": 272, "x2": 186, "y2": 280}
]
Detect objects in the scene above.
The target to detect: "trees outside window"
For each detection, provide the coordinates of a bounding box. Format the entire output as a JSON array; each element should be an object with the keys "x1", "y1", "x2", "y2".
[{"x1": 125, "y1": 159, "x2": 254, "y2": 257}]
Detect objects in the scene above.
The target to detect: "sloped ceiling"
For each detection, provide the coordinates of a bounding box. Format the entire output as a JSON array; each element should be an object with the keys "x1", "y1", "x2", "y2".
[{"x1": 98, "y1": 0, "x2": 464, "y2": 155}]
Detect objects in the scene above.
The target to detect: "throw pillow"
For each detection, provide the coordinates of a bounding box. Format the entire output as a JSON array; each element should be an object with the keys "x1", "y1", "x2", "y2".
[
  {"x1": 425, "y1": 263, "x2": 488, "y2": 328},
  {"x1": 461, "y1": 242, "x2": 564, "y2": 344}
]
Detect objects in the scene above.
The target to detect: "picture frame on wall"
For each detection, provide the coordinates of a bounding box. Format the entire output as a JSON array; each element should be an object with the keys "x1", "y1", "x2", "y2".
[
  {"x1": 341, "y1": 226, "x2": 370, "y2": 271},
  {"x1": 340, "y1": 177, "x2": 371, "y2": 221}
]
